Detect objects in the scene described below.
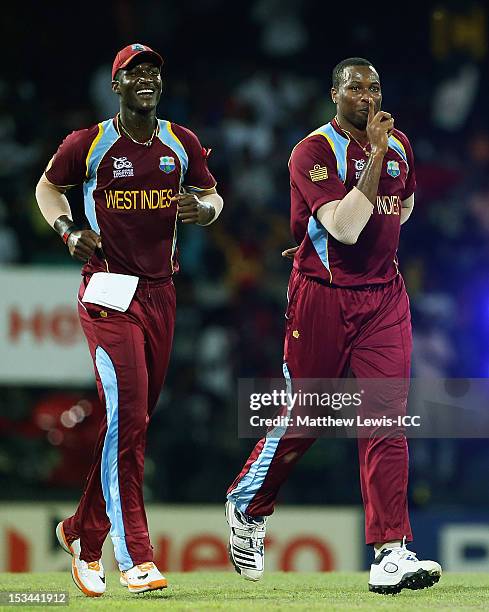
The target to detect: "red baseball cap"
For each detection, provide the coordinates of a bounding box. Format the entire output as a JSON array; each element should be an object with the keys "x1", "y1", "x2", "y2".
[{"x1": 112, "y1": 43, "x2": 163, "y2": 80}]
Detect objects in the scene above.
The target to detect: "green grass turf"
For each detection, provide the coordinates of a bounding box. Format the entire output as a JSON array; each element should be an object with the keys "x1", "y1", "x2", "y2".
[{"x1": 0, "y1": 572, "x2": 487, "y2": 611}]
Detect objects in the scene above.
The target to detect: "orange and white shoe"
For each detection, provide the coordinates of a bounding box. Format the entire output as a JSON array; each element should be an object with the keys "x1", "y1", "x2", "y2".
[
  {"x1": 71, "y1": 556, "x2": 106, "y2": 597},
  {"x1": 55, "y1": 521, "x2": 80, "y2": 558},
  {"x1": 57, "y1": 521, "x2": 105, "y2": 597},
  {"x1": 120, "y1": 562, "x2": 167, "y2": 593}
]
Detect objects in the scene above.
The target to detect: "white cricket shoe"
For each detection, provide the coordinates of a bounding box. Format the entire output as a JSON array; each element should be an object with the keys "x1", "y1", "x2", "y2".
[
  {"x1": 56, "y1": 521, "x2": 105, "y2": 597},
  {"x1": 55, "y1": 521, "x2": 80, "y2": 558},
  {"x1": 71, "y1": 557, "x2": 106, "y2": 597},
  {"x1": 225, "y1": 499, "x2": 267, "y2": 581},
  {"x1": 120, "y1": 562, "x2": 167, "y2": 593},
  {"x1": 369, "y1": 539, "x2": 442, "y2": 595}
]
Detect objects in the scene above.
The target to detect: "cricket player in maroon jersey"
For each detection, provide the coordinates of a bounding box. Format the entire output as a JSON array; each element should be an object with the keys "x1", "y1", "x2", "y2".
[
  {"x1": 226, "y1": 58, "x2": 441, "y2": 594},
  {"x1": 35, "y1": 43, "x2": 223, "y2": 597}
]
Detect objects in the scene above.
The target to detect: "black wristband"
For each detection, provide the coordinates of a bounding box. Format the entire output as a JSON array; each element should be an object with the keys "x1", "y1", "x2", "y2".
[
  {"x1": 197, "y1": 202, "x2": 216, "y2": 226},
  {"x1": 62, "y1": 227, "x2": 76, "y2": 244}
]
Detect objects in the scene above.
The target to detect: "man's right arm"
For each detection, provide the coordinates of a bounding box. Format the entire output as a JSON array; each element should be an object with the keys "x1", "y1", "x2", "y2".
[
  {"x1": 35, "y1": 174, "x2": 101, "y2": 261},
  {"x1": 35, "y1": 173, "x2": 72, "y2": 227},
  {"x1": 35, "y1": 128, "x2": 102, "y2": 262},
  {"x1": 316, "y1": 99, "x2": 394, "y2": 245},
  {"x1": 354, "y1": 98, "x2": 393, "y2": 204}
]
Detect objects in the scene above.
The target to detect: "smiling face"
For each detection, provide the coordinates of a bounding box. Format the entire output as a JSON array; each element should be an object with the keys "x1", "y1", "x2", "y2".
[
  {"x1": 331, "y1": 65, "x2": 382, "y2": 130},
  {"x1": 112, "y1": 60, "x2": 162, "y2": 112}
]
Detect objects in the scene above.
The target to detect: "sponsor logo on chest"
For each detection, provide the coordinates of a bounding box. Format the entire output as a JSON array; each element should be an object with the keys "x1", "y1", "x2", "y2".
[{"x1": 112, "y1": 156, "x2": 134, "y2": 178}]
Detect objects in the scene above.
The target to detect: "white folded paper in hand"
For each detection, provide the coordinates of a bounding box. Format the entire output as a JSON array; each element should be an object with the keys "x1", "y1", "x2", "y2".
[{"x1": 82, "y1": 272, "x2": 139, "y2": 312}]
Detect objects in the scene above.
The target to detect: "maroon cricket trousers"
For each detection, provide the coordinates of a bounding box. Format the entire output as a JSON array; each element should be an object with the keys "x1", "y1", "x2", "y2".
[
  {"x1": 63, "y1": 275, "x2": 176, "y2": 569},
  {"x1": 228, "y1": 269, "x2": 413, "y2": 545}
]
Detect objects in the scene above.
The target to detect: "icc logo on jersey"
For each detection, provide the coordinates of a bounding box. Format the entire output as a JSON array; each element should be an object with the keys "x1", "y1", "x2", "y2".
[
  {"x1": 353, "y1": 159, "x2": 366, "y2": 179},
  {"x1": 159, "y1": 156, "x2": 176, "y2": 173},
  {"x1": 112, "y1": 156, "x2": 134, "y2": 178},
  {"x1": 387, "y1": 160, "x2": 400, "y2": 178}
]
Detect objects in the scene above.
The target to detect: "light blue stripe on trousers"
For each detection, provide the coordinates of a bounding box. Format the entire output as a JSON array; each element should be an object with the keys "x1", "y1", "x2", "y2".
[
  {"x1": 95, "y1": 346, "x2": 133, "y2": 571},
  {"x1": 227, "y1": 362, "x2": 293, "y2": 514}
]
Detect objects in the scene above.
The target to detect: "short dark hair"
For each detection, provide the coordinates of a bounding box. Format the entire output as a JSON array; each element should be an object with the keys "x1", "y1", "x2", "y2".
[{"x1": 332, "y1": 57, "x2": 376, "y2": 89}]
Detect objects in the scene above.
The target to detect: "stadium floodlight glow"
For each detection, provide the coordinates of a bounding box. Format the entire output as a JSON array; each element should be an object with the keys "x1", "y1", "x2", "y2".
[
  {"x1": 60, "y1": 411, "x2": 76, "y2": 429},
  {"x1": 69, "y1": 405, "x2": 85, "y2": 423},
  {"x1": 47, "y1": 430, "x2": 63, "y2": 446}
]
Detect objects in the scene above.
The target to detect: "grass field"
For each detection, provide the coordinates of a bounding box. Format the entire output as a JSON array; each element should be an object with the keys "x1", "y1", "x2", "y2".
[{"x1": 0, "y1": 572, "x2": 487, "y2": 611}]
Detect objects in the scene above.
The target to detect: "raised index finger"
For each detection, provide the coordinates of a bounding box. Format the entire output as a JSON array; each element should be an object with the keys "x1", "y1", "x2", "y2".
[{"x1": 368, "y1": 98, "x2": 374, "y2": 124}]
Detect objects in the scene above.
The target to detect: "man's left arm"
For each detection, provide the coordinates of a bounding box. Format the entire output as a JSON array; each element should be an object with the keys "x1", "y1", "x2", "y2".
[
  {"x1": 173, "y1": 187, "x2": 224, "y2": 225},
  {"x1": 169, "y1": 123, "x2": 223, "y2": 226},
  {"x1": 399, "y1": 132, "x2": 416, "y2": 226},
  {"x1": 401, "y1": 194, "x2": 414, "y2": 225}
]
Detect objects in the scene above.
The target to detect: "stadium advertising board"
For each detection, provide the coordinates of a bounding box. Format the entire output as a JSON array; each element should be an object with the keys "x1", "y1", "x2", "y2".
[
  {"x1": 0, "y1": 504, "x2": 362, "y2": 572},
  {"x1": 360, "y1": 510, "x2": 489, "y2": 571},
  {"x1": 0, "y1": 267, "x2": 92, "y2": 385}
]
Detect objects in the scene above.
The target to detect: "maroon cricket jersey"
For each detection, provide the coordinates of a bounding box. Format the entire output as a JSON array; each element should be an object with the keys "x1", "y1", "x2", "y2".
[
  {"x1": 289, "y1": 118, "x2": 415, "y2": 286},
  {"x1": 46, "y1": 116, "x2": 216, "y2": 279}
]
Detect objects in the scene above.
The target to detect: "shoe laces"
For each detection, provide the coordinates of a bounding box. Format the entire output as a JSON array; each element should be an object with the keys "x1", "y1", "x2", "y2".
[
  {"x1": 88, "y1": 561, "x2": 100, "y2": 571},
  {"x1": 391, "y1": 537, "x2": 418, "y2": 561},
  {"x1": 137, "y1": 562, "x2": 155, "y2": 571},
  {"x1": 83, "y1": 561, "x2": 101, "y2": 571},
  {"x1": 234, "y1": 508, "x2": 266, "y2": 546}
]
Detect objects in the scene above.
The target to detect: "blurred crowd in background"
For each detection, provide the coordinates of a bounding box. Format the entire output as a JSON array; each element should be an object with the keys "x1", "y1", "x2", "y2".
[{"x1": 1, "y1": 1, "x2": 489, "y2": 510}]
